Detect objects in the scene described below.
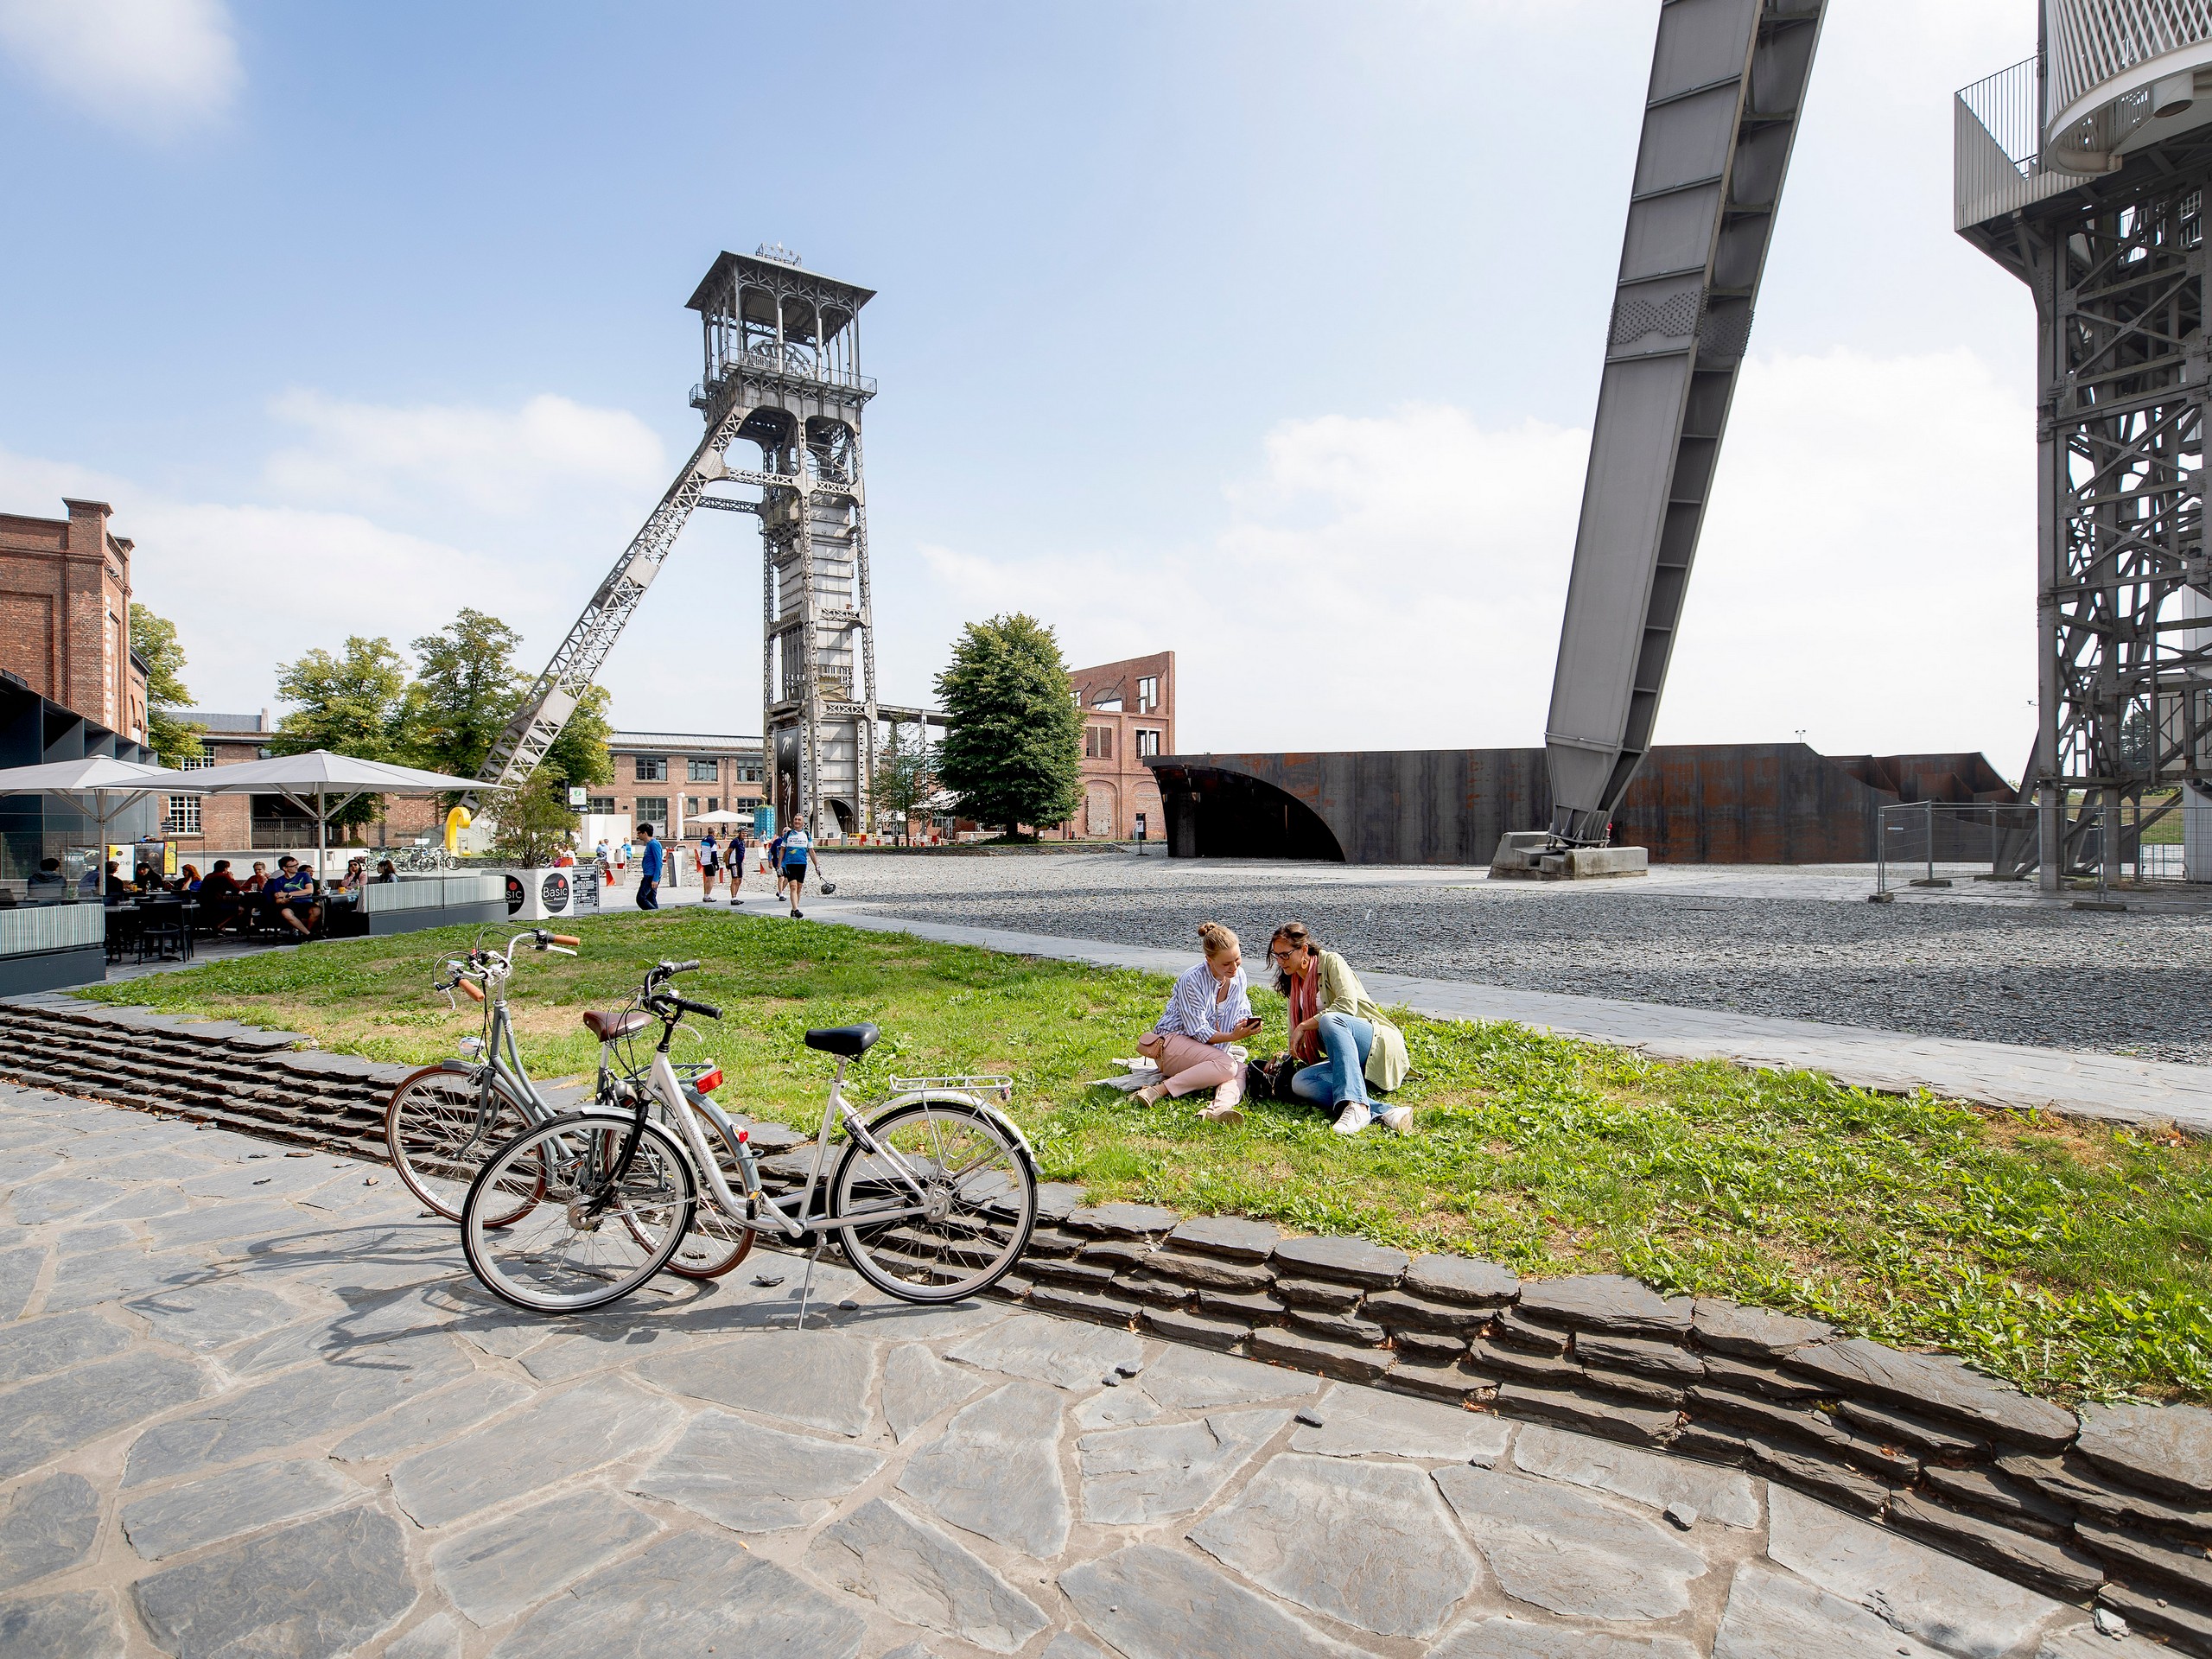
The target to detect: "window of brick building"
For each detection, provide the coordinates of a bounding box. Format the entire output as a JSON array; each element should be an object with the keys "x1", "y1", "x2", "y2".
[
  {"x1": 1138, "y1": 676, "x2": 1159, "y2": 712},
  {"x1": 688, "y1": 758, "x2": 717, "y2": 783},
  {"x1": 585, "y1": 796, "x2": 615, "y2": 815},
  {"x1": 735, "y1": 760, "x2": 764, "y2": 783},
  {"x1": 1135, "y1": 728, "x2": 1161, "y2": 757},
  {"x1": 634, "y1": 756, "x2": 667, "y2": 781},
  {"x1": 634, "y1": 797, "x2": 669, "y2": 826},
  {"x1": 166, "y1": 796, "x2": 200, "y2": 835},
  {"x1": 1084, "y1": 726, "x2": 1114, "y2": 760}
]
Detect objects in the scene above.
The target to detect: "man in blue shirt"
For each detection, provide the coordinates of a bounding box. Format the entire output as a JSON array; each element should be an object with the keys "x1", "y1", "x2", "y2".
[
  {"x1": 780, "y1": 823, "x2": 812, "y2": 919},
  {"x1": 266, "y1": 856, "x2": 321, "y2": 939},
  {"x1": 636, "y1": 824, "x2": 664, "y2": 911}
]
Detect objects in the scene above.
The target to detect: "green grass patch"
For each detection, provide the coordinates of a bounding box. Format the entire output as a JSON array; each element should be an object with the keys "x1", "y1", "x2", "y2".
[{"x1": 80, "y1": 910, "x2": 2212, "y2": 1404}]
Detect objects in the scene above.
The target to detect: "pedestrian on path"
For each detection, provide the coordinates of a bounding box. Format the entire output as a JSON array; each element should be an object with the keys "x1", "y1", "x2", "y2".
[
  {"x1": 727, "y1": 826, "x2": 747, "y2": 902},
  {"x1": 1135, "y1": 921, "x2": 1262, "y2": 1123},
  {"x1": 1268, "y1": 921, "x2": 1410, "y2": 1135},
  {"x1": 618, "y1": 836, "x2": 633, "y2": 880},
  {"x1": 698, "y1": 830, "x2": 720, "y2": 902},
  {"x1": 595, "y1": 839, "x2": 612, "y2": 887},
  {"x1": 635, "y1": 825, "x2": 664, "y2": 911},
  {"x1": 768, "y1": 828, "x2": 788, "y2": 903},
  {"x1": 780, "y1": 823, "x2": 813, "y2": 918}
]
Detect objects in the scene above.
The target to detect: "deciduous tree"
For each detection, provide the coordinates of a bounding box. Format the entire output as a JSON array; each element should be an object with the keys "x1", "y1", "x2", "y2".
[
  {"x1": 272, "y1": 637, "x2": 410, "y2": 830},
  {"x1": 129, "y1": 602, "x2": 203, "y2": 764},
  {"x1": 933, "y1": 614, "x2": 1083, "y2": 836}
]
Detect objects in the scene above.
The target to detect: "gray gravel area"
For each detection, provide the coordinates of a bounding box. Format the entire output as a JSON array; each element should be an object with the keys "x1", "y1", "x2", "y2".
[{"x1": 805, "y1": 850, "x2": 2212, "y2": 1065}]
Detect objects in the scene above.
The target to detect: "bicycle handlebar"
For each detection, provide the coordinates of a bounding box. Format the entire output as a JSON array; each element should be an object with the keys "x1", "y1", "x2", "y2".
[
  {"x1": 457, "y1": 978, "x2": 486, "y2": 1003},
  {"x1": 664, "y1": 959, "x2": 700, "y2": 975},
  {"x1": 670, "y1": 995, "x2": 721, "y2": 1020},
  {"x1": 547, "y1": 933, "x2": 580, "y2": 948}
]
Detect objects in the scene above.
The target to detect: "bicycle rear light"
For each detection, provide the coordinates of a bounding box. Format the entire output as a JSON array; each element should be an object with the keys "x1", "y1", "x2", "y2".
[{"x1": 694, "y1": 1067, "x2": 724, "y2": 1095}]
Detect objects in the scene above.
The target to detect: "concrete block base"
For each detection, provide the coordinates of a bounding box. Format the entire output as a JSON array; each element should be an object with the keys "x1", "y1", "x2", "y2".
[{"x1": 1489, "y1": 835, "x2": 1649, "y2": 881}]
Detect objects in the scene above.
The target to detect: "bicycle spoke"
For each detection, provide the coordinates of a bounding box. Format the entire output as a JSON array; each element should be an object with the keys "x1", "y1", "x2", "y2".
[{"x1": 834, "y1": 1103, "x2": 1034, "y2": 1302}]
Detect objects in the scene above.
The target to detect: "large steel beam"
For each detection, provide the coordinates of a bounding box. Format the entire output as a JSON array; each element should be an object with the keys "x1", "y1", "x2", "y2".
[{"x1": 1543, "y1": 0, "x2": 1826, "y2": 845}]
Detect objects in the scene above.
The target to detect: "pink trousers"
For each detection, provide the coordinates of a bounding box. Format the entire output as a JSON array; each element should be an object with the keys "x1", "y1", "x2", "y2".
[{"x1": 1139, "y1": 1032, "x2": 1239, "y2": 1096}]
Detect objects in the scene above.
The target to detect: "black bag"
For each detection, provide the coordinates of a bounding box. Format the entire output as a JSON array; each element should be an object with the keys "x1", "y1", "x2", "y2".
[
  {"x1": 1270, "y1": 1055, "x2": 1302, "y2": 1101},
  {"x1": 1242, "y1": 1059, "x2": 1275, "y2": 1103}
]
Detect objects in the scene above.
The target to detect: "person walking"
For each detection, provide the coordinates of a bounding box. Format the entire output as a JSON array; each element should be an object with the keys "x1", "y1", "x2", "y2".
[
  {"x1": 1267, "y1": 921, "x2": 1411, "y2": 1135},
  {"x1": 727, "y1": 825, "x2": 747, "y2": 902},
  {"x1": 635, "y1": 825, "x2": 664, "y2": 911},
  {"x1": 767, "y1": 827, "x2": 788, "y2": 904},
  {"x1": 780, "y1": 822, "x2": 813, "y2": 918},
  {"x1": 1133, "y1": 921, "x2": 1262, "y2": 1123},
  {"x1": 697, "y1": 830, "x2": 720, "y2": 902}
]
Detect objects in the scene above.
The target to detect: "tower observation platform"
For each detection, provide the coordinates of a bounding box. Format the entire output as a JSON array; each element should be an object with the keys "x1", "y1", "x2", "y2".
[{"x1": 1956, "y1": 0, "x2": 2212, "y2": 888}]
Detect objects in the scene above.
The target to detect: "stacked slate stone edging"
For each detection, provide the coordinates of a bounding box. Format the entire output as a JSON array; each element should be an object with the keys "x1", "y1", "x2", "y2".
[
  {"x1": 0, "y1": 997, "x2": 409, "y2": 1160},
  {"x1": 16, "y1": 997, "x2": 2212, "y2": 1652},
  {"x1": 1005, "y1": 1192, "x2": 2212, "y2": 1654}
]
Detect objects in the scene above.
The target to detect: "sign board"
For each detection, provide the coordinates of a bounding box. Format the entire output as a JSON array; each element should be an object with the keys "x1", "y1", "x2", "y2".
[{"x1": 567, "y1": 785, "x2": 588, "y2": 809}]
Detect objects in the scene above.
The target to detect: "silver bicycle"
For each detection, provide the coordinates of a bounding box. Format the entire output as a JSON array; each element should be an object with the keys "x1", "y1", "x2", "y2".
[
  {"x1": 458, "y1": 959, "x2": 1039, "y2": 1315},
  {"x1": 385, "y1": 931, "x2": 756, "y2": 1279}
]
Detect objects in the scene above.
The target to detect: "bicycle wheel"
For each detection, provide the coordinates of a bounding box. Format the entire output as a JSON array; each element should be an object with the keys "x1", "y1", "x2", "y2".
[
  {"x1": 640, "y1": 1108, "x2": 757, "y2": 1279},
  {"x1": 385, "y1": 1065, "x2": 538, "y2": 1225},
  {"x1": 461, "y1": 1114, "x2": 695, "y2": 1313},
  {"x1": 832, "y1": 1100, "x2": 1037, "y2": 1302}
]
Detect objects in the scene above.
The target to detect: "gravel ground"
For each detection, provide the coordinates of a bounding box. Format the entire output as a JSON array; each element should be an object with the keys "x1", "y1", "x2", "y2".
[{"x1": 803, "y1": 849, "x2": 2212, "y2": 1065}]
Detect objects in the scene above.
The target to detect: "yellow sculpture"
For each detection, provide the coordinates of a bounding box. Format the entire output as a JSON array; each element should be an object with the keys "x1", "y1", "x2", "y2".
[{"x1": 443, "y1": 804, "x2": 472, "y2": 854}]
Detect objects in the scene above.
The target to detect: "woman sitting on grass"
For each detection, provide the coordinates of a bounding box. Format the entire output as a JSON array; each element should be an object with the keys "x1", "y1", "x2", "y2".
[
  {"x1": 1268, "y1": 920, "x2": 1411, "y2": 1136},
  {"x1": 1134, "y1": 920, "x2": 1262, "y2": 1123}
]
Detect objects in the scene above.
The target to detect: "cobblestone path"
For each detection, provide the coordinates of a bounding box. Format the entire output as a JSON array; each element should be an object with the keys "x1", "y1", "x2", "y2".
[{"x1": 0, "y1": 1085, "x2": 2147, "y2": 1658}]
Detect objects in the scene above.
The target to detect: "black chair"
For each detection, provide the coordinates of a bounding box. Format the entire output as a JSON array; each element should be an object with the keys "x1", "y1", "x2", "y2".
[
  {"x1": 135, "y1": 900, "x2": 189, "y2": 963},
  {"x1": 105, "y1": 906, "x2": 140, "y2": 965}
]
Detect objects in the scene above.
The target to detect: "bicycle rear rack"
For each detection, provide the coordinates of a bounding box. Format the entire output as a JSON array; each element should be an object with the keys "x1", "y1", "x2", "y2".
[{"x1": 886, "y1": 1074, "x2": 1014, "y2": 1103}]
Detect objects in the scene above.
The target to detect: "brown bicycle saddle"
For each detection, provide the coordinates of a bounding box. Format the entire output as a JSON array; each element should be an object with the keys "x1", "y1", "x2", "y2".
[{"x1": 582, "y1": 1008, "x2": 651, "y2": 1042}]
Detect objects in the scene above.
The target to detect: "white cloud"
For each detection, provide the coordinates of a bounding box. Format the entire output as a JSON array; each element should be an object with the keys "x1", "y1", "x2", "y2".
[
  {"x1": 912, "y1": 346, "x2": 2039, "y2": 772},
  {"x1": 263, "y1": 391, "x2": 668, "y2": 522},
  {"x1": 0, "y1": 0, "x2": 242, "y2": 136},
  {"x1": 914, "y1": 403, "x2": 1587, "y2": 754}
]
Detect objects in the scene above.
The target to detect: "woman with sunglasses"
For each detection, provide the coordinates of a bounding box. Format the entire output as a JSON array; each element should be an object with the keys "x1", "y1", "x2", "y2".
[{"x1": 1268, "y1": 921, "x2": 1411, "y2": 1135}]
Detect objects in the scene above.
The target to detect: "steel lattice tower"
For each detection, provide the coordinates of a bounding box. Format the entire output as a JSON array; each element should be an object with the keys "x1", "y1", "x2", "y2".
[
  {"x1": 1957, "y1": 3, "x2": 2212, "y2": 889},
  {"x1": 687, "y1": 248, "x2": 880, "y2": 838}
]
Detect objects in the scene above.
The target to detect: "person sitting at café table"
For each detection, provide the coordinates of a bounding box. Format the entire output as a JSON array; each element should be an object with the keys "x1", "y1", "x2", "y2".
[
  {"x1": 197, "y1": 860, "x2": 244, "y2": 931},
  {"x1": 341, "y1": 856, "x2": 367, "y2": 895},
  {"x1": 28, "y1": 858, "x2": 63, "y2": 895},
  {"x1": 133, "y1": 861, "x2": 161, "y2": 892},
  {"x1": 242, "y1": 861, "x2": 268, "y2": 892},
  {"x1": 104, "y1": 861, "x2": 137, "y2": 900},
  {"x1": 1266, "y1": 920, "x2": 1413, "y2": 1136},
  {"x1": 175, "y1": 863, "x2": 202, "y2": 892},
  {"x1": 1133, "y1": 920, "x2": 1262, "y2": 1123},
  {"x1": 265, "y1": 857, "x2": 321, "y2": 939},
  {"x1": 375, "y1": 859, "x2": 397, "y2": 883}
]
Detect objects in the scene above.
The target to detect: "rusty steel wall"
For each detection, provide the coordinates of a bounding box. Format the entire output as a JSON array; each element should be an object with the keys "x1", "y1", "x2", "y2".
[{"x1": 1147, "y1": 743, "x2": 2016, "y2": 866}]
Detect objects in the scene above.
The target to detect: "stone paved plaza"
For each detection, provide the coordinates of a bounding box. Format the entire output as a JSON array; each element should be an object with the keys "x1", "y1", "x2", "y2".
[
  {"x1": 797, "y1": 850, "x2": 2212, "y2": 1065},
  {"x1": 0, "y1": 1084, "x2": 2149, "y2": 1658}
]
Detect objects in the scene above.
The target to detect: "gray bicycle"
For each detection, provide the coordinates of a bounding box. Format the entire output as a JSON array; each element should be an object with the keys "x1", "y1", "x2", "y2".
[{"x1": 458, "y1": 958, "x2": 1039, "y2": 1315}]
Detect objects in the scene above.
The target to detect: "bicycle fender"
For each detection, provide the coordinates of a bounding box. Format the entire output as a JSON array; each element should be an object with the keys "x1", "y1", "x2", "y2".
[{"x1": 871, "y1": 1092, "x2": 1038, "y2": 1165}]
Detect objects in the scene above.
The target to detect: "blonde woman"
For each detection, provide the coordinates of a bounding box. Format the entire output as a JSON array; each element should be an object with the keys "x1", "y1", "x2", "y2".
[
  {"x1": 1268, "y1": 920, "x2": 1412, "y2": 1135},
  {"x1": 1134, "y1": 920, "x2": 1262, "y2": 1122}
]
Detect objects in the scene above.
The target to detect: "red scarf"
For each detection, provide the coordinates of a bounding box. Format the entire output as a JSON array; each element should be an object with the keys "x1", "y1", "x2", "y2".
[{"x1": 1287, "y1": 964, "x2": 1320, "y2": 1062}]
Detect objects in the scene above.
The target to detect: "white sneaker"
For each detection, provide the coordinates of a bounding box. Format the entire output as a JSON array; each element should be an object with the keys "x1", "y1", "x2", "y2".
[
  {"x1": 1377, "y1": 1106, "x2": 1413, "y2": 1135},
  {"x1": 1332, "y1": 1103, "x2": 1371, "y2": 1136}
]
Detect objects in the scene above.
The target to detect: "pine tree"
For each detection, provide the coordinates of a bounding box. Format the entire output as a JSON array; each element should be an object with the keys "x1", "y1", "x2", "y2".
[{"x1": 933, "y1": 614, "x2": 1083, "y2": 836}]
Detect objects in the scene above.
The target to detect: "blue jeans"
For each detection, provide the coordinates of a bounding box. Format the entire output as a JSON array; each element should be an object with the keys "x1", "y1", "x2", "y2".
[{"x1": 1290, "y1": 1012, "x2": 1375, "y2": 1114}]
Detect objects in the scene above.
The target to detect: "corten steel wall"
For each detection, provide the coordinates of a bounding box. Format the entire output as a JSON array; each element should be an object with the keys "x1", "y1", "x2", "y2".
[{"x1": 1147, "y1": 745, "x2": 2015, "y2": 866}]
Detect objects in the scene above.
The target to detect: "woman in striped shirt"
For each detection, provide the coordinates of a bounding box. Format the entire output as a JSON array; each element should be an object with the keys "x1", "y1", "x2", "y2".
[{"x1": 1134, "y1": 921, "x2": 1262, "y2": 1122}]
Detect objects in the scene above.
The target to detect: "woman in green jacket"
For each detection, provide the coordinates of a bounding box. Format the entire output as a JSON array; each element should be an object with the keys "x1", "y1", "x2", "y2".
[{"x1": 1268, "y1": 921, "x2": 1411, "y2": 1136}]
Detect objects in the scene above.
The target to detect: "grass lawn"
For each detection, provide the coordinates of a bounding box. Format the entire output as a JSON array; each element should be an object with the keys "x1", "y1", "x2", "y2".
[{"x1": 81, "y1": 908, "x2": 2212, "y2": 1405}]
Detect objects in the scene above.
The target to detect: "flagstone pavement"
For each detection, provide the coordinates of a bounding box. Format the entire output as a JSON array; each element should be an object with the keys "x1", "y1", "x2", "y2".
[{"x1": 0, "y1": 1083, "x2": 2151, "y2": 1659}]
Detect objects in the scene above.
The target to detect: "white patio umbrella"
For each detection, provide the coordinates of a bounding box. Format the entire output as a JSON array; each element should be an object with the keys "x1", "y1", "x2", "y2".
[
  {"x1": 0, "y1": 755, "x2": 213, "y2": 838},
  {"x1": 196, "y1": 751, "x2": 487, "y2": 880},
  {"x1": 685, "y1": 810, "x2": 753, "y2": 824}
]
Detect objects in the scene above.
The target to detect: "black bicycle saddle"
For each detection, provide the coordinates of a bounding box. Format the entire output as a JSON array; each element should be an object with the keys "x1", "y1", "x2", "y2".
[{"x1": 804, "y1": 1022, "x2": 880, "y2": 1058}]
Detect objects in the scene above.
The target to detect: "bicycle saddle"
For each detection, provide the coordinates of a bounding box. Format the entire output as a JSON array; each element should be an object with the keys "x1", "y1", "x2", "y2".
[
  {"x1": 804, "y1": 1022, "x2": 880, "y2": 1058},
  {"x1": 582, "y1": 1009, "x2": 651, "y2": 1041}
]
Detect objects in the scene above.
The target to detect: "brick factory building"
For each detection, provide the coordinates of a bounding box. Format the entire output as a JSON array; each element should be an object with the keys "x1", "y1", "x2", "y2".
[
  {"x1": 1062, "y1": 651, "x2": 1173, "y2": 841},
  {"x1": 0, "y1": 499, "x2": 149, "y2": 745},
  {"x1": 600, "y1": 730, "x2": 766, "y2": 839}
]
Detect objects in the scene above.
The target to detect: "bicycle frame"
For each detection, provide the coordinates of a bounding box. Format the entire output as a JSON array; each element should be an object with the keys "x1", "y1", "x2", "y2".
[{"x1": 434, "y1": 931, "x2": 573, "y2": 1154}]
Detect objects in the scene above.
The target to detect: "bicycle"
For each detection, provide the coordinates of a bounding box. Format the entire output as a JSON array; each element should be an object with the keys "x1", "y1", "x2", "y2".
[
  {"x1": 457, "y1": 958, "x2": 1039, "y2": 1316},
  {"x1": 384, "y1": 931, "x2": 756, "y2": 1278}
]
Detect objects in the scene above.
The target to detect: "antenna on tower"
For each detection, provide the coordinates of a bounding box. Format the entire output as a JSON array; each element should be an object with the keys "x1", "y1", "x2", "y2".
[{"x1": 755, "y1": 241, "x2": 802, "y2": 267}]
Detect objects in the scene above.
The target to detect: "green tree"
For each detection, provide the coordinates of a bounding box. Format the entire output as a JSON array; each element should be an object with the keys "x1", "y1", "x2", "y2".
[
  {"x1": 404, "y1": 608, "x2": 522, "y2": 779},
  {"x1": 932, "y1": 613, "x2": 1083, "y2": 836},
  {"x1": 129, "y1": 602, "x2": 204, "y2": 764},
  {"x1": 272, "y1": 636, "x2": 411, "y2": 831},
  {"x1": 539, "y1": 683, "x2": 615, "y2": 788},
  {"x1": 871, "y1": 721, "x2": 938, "y2": 843},
  {"x1": 490, "y1": 769, "x2": 580, "y2": 868}
]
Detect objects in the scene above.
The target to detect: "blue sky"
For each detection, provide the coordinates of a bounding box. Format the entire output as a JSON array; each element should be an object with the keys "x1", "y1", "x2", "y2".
[{"x1": 1, "y1": 0, "x2": 2039, "y2": 766}]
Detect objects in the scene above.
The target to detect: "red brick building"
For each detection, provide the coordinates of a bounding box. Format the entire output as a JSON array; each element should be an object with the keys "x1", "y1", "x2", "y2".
[
  {"x1": 1062, "y1": 651, "x2": 1173, "y2": 841},
  {"x1": 0, "y1": 499, "x2": 148, "y2": 744}
]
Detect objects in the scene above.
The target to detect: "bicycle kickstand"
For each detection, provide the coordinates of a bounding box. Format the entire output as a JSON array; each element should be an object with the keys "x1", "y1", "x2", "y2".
[{"x1": 794, "y1": 1237, "x2": 827, "y2": 1331}]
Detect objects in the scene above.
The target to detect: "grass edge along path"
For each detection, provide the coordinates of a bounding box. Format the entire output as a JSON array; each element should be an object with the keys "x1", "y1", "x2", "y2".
[{"x1": 77, "y1": 907, "x2": 2212, "y2": 1407}]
